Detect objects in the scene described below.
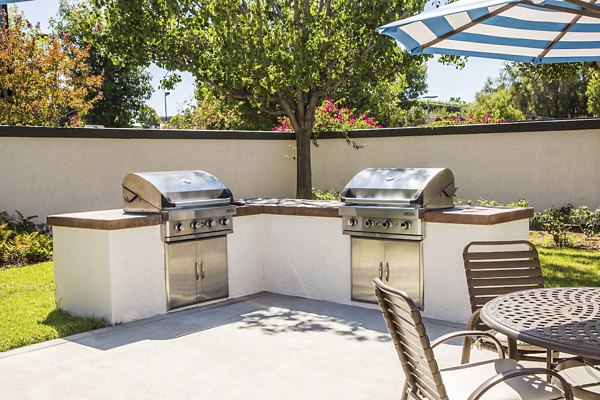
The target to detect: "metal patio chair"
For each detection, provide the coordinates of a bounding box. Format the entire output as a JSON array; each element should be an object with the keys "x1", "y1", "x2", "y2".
[
  {"x1": 461, "y1": 240, "x2": 556, "y2": 365},
  {"x1": 373, "y1": 278, "x2": 573, "y2": 400},
  {"x1": 554, "y1": 358, "x2": 600, "y2": 400}
]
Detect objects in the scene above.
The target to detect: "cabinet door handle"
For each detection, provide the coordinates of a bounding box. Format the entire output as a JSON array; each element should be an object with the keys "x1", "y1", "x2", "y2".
[
  {"x1": 195, "y1": 261, "x2": 200, "y2": 280},
  {"x1": 200, "y1": 261, "x2": 205, "y2": 279},
  {"x1": 385, "y1": 262, "x2": 390, "y2": 281},
  {"x1": 378, "y1": 262, "x2": 383, "y2": 280}
]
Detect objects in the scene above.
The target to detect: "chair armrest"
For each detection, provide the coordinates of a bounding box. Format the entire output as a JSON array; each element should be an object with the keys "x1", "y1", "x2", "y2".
[
  {"x1": 467, "y1": 367, "x2": 574, "y2": 400},
  {"x1": 466, "y1": 309, "x2": 482, "y2": 330},
  {"x1": 431, "y1": 330, "x2": 505, "y2": 359}
]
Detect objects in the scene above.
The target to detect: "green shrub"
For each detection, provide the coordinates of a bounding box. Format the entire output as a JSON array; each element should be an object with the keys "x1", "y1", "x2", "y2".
[
  {"x1": 6, "y1": 232, "x2": 53, "y2": 265},
  {"x1": 0, "y1": 211, "x2": 53, "y2": 267},
  {"x1": 583, "y1": 208, "x2": 600, "y2": 237},
  {"x1": 0, "y1": 224, "x2": 13, "y2": 263},
  {"x1": 456, "y1": 197, "x2": 530, "y2": 208},
  {"x1": 312, "y1": 188, "x2": 341, "y2": 201},
  {"x1": 0, "y1": 210, "x2": 49, "y2": 234},
  {"x1": 457, "y1": 199, "x2": 600, "y2": 246},
  {"x1": 531, "y1": 205, "x2": 593, "y2": 247},
  {"x1": 532, "y1": 207, "x2": 572, "y2": 247}
]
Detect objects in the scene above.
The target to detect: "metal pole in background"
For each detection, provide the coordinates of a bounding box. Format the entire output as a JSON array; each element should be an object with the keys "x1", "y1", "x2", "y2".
[
  {"x1": 163, "y1": 91, "x2": 170, "y2": 122},
  {"x1": 0, "y1": 4, "x2": 7, "y2": 27},
  {"x1": 422, "y1": 95, "x2": 438, "y2": 120},
  {"x1": 1, "y1": 1, "x2": 35, "y2": 99}
]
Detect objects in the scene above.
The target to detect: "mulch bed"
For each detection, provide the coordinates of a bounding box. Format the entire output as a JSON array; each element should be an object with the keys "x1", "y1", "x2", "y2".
[{"x1": 529, "y1": 230, "x2": 600, "y2": 251}]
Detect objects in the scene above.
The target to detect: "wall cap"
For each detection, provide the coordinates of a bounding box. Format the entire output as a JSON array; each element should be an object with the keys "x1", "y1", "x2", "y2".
[{"x1": 3, "y1": 118, "x2": 600, "y2": 140}]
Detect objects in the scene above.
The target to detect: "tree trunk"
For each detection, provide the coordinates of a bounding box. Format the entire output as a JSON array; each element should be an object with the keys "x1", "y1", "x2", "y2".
[{"x1": 295, "y1": 125, "x2": 312, "y2": 199}]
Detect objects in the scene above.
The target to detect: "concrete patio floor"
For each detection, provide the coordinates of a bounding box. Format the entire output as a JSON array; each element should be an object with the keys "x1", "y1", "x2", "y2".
[{"x1": 1, "y1": 293, "x2": 488, "y2": 400}]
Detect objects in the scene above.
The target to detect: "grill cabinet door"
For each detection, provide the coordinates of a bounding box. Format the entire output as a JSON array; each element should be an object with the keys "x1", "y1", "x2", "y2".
[
  {"x1": 165, "y1": 240, "x2": 198, "y2": 310},
  {"x1": 383, "y1": 240, "x2": 422, "y2": 308},
  {"x1": 196, "y1": 236, "x2": 229, "y2": 302},
  {"x1": 351, "y1": 237, "x2": 385, "y2": 303}
]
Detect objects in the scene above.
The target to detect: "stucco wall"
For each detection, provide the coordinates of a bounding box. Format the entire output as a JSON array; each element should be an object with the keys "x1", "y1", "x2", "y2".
[
  {"x1": 312, "y1": 129, "x2": 600, "y2": 211},
  {"x1": 1, "y1": 121, "x2": 599, "y2": 221},
  {"x1": 0, "y1": 134, "x2": 296, "y2": 220}
]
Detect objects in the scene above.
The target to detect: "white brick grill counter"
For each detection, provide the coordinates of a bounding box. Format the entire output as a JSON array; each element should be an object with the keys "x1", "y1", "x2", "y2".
[{"x1": 48, "y1": 199, "x2": 533, "y2": 324}]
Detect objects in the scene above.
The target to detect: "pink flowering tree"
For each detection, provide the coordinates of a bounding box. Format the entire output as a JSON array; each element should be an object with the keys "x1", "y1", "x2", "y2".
[{"x1": 273, "y1": 98, "x2": 382, "y2": 148}]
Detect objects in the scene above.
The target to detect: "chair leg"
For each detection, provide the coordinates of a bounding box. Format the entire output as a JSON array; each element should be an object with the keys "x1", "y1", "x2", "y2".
[
  {"x1": 406, "y1": 388, "x2": 423, "y2": 400},
  {"x1": 401, "y1": 382, "x2": 409, "y2": 400},
  {"x1": 546, "y1": 349, "x2": 554, "y2": 369},
  {"x1": 546, "y1": 350, "x2": 561, "y2": 382},
  {"x1": 461, "y1": 336, "x2": 472, "y2": 364}
]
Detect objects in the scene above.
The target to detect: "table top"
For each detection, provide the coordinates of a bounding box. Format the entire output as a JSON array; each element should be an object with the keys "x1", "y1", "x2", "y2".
[{"x1": 481, "y1": 287, "x2": 600, "y2": 359}]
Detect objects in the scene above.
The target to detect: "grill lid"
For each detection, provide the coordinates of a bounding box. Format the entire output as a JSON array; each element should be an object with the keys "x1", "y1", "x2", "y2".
[
  {"x1": 341, "y1": 168, "x2": 455, "y2": 208},
  {"x1": 123, "y1": 170, "x2": 233, "y2": 213}
]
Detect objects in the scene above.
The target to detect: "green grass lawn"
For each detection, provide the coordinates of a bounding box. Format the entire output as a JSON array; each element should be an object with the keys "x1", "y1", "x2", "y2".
[
  {"x1": 539, "y1": 247, "x2": 600, "y2": 288},
  {"x1": 0, "y1": 262, "x2": 106, "y2": 352},
  {"x1": 1, "y1": 245, "x2": 598, "y2": 353}
]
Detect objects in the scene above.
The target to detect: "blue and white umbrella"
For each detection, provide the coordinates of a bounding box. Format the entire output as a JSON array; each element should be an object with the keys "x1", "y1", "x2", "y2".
[{"x1": 377, "y1": 0, "x2": 600, "y2": 64}]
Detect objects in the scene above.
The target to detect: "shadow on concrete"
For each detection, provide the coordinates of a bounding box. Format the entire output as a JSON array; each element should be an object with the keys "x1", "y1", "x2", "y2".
[
  {"x1": 237, "y1": 296, "x2": 391, "y2": 343},
  {"x1": 58, "y1": 292, "x2": 461, "y2": 351},
  {"x1": 236, "y1": 294, "x2": 464, "y2": 345},
  {"x1": 60, "y1": 295, "x2": 267, "y2": 351}
]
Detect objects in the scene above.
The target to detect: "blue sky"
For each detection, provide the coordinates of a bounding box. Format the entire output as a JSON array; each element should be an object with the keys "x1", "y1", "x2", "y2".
[{"x1": 14, "y1": 0, "x2": 505, "y2": 115}]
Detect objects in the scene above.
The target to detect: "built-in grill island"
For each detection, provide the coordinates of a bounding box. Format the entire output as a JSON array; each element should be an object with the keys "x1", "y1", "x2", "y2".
[
  {"x1": 339, "y1": 168, "x2": 456, "y2": 307},
  {"x1": 50, "y1": 167, "x2": 532, "y2": 325},
  {"x1": 122, "y1": 170, "x2": 236, "y2": 310}
]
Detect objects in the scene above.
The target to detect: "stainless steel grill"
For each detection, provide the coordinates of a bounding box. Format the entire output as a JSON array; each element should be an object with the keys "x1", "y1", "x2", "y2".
[
  {"x1": 123, "y1": 170, "x2": 236, "y2": 242},
  {"x1": 339, "y1": 168, "x2": 456, "y2": 306},
  {"x1": 339, "y1": 168, "x2": 455, "y2": 239},
  {"x1": 122, "y1": 170, "x2": 235, "y2": 310}
]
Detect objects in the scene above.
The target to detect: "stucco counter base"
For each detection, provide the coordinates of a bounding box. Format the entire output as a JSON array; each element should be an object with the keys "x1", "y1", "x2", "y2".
[
  {"x1": 52, "y1": 211, "x2": 166, "y2": 324},
  {"x1": 50, "y1": 203, "x2": 533, "y2": 325}
]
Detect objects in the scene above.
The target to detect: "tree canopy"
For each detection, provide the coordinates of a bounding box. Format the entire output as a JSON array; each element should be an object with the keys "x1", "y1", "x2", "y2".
[
  {"x1": 0, "y1": 11, "x2": 101, "y2": 126},
  {"x1": 466, "y1": 77, "x2": 524, "y2": 122},
  {"x1": 53, "y1": 1, "x2": 153, "y2": 128},
  {"x1": 331, "y1": 61, "x2": 427, "y2": 127},
  {"x1": 504, "y1": 63, "x2": 591, "y2": 119},
  {"x1": 136, "y1": 105, "x2": 161, "y2": 128},
  {"x1": 93, "y1": 0, "x2": 427, "y2": 198},
  {"x1": 468, "y1": 63, "x2": 594, "y2": 121}
]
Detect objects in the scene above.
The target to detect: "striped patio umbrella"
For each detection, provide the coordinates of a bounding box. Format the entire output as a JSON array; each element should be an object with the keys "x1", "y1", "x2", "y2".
[
  {"x1": 376, "y1": 0, "x2": 600, "y2": 64},
  {"x1": 0, "y1": 0, "x2": 33, "y2": 4}
]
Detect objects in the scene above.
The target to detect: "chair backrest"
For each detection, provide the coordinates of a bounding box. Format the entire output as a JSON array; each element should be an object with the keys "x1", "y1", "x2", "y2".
[
  {"x1": 373, "y1": 278, "x2": 448, "y2": 400},
  {"x1": 463, "y1": 240, "x2": 544, "y2": 326}
]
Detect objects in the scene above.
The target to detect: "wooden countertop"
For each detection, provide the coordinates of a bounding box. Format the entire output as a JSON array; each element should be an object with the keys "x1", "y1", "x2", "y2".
[
  {"x1": 424, "y1": 206, "x2": 534, "y2": 225},
  {"x1": 47, "y1": 209, "x2": 162, "y2": 230},
  {"x1": 236, "y1": 198, "x2": 342, "y2": 218},
  {"x1": 48, "y1": 200, "x2": 533, "y2": 230}
]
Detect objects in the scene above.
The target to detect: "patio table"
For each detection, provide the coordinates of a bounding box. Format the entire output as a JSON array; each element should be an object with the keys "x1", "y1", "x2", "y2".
[{"x1": 480, "y1": 287, "x2": 600, "y2": 361}]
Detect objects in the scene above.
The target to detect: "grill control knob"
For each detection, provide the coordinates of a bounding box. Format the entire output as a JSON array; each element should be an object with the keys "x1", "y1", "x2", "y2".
[
  {"x1": 206, "y1": 219, "x2": 216, "y2": 228},
  {"x1": 174, "y1": 222, "x2": 185, "y2": 232},
  {"x1": 191, "y1": 221, "x2": 202, "y2": 229},
  {"x1": 219, "y1": 217, "x2": 230, "y2": 226},
  {"x1": 364, "y1": 219, "x2": 373, "y2": 228},
  {"x1": 347, "y1": 218, "x2": 358, "y2": 227},
  {"x1": 382, "y1": 220, "x2": 392, "y2": 229},
  {"x1": 400, "y1": 221, "x2": 412, "y2": 230}
]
